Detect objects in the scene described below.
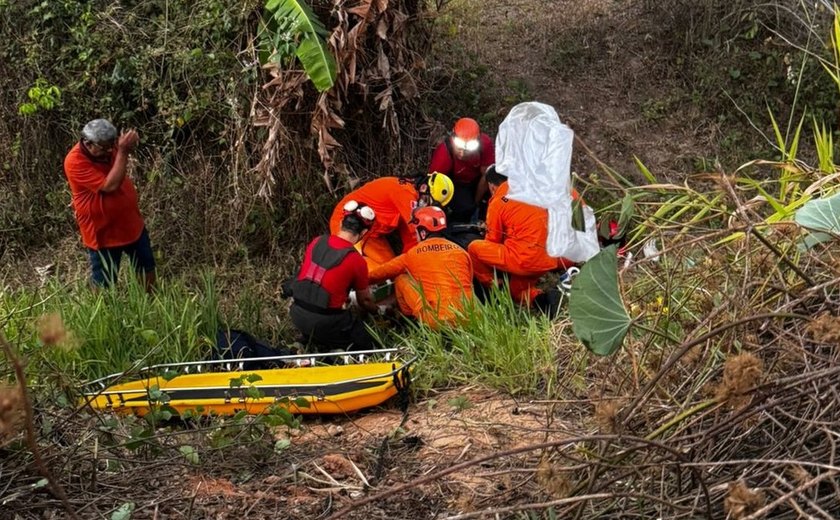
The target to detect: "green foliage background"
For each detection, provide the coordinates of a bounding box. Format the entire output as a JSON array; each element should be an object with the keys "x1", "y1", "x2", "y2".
[{"x1": 0, "y1": 0, "x2": 290, "y2": 266}]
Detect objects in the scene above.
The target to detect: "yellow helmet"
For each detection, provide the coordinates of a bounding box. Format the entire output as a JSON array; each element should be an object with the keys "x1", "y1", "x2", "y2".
[{"x1": 427, "y1": 172, "x2": 454, "y2": 207}]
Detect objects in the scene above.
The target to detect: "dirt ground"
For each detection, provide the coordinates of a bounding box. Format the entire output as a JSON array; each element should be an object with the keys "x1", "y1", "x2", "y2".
[
  {"x1": 1, "y1": 389, "x2": 588, "y2": 519},
  {"x1": 127, "y1": 389, "x2": 585, "y2": 519},
  {"x1": 439, "y1": 0, "x2": 716, "y2": 181}
]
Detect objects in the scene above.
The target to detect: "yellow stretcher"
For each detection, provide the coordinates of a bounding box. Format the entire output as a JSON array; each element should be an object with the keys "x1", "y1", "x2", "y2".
[{"x1": 81, "y1": 349, "x2": 413, "y2": 417}]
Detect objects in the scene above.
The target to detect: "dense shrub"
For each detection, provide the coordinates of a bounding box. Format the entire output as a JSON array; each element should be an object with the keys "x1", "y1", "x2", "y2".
[
  {"x1": 0, "y1": 0, "x2": 436, "y2": 272},
  {"x1": 0, "y1": 0, "x2": 264, "y2": 262},
  {"x1": 649, "y1": 1, "x2": 838, "y2": 131}
]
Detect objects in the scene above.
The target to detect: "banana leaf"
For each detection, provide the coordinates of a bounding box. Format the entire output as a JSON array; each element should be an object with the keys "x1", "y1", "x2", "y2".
[{"x1": 263, "y1": 0, "x2": 337, "y2": 92}]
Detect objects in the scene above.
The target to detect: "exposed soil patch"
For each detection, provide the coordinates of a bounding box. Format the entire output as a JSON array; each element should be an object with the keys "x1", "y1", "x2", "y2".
[
  {"x1": 435, "y1": 0, "x2": 718, "y2": 180},
  {"x1": 3, "y1": 390, "x2": 583, "y2": 519}
]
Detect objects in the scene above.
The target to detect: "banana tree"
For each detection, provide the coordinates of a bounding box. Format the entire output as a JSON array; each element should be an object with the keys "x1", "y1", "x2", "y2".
[{"x1": 261, "y1": 0, "x2": 337, "y2": 92}]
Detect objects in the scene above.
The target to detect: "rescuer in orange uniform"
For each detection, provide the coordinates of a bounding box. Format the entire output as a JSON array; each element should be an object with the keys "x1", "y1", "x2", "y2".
[
  {"x1": 468, "y1": 167, "x2": 574, "y2": 310},
  {"x1": 369, "y1": 206, "x2": 473, "y2": 327},
  {"x1": 328, "y1": 173, "x2": 454, "y2": 269}
]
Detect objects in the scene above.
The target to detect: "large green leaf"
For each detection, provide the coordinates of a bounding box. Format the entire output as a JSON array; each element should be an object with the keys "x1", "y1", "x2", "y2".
[
  {"x1": 794, "y1": 192, "x2": 840, "y2": 249},
  {"x1": 295, "y1": 36, "x2": 337, "y2": 92},
  {"x1": 616, "y1": 193, "x2": 635, "y2": 235},
  {"x1": 263, "y1": 0, "x2": 336, "y2": 92},
  {"x1": 569, "y1": 245, "x2": 631, "y2": 356}
]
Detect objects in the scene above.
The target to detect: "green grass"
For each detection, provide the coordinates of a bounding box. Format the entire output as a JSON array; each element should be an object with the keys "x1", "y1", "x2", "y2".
[
  {"x1": 386, "y1": 285, "x2": 558, "y2": 396},
  {"x1": 0, "y1": 271, "x2": 220, "y2": 383},
  {"x1": 1, "y1": 263, "x2": 564, "y2": 397}
]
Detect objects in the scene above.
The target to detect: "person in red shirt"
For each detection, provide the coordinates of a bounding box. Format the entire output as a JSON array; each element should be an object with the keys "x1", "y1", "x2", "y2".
[
  {"x1": 328, "y1": 173, "x2": 454, "y2": 269},
  {"x1": 63, "y1": 119, "x2": 155, "y2": 291},
  {"x1": 468, "y1": 168, "x2": 573, "y2": 315},
  {"x1": 369, "y1": 206, "x2": 473, "y2": 328},
  {"x1": 290, "y1": 202, "x2": 380, "y2": 352},
  {"x1": 428, "y1": 117, "x2": 495, "y2": 224}
]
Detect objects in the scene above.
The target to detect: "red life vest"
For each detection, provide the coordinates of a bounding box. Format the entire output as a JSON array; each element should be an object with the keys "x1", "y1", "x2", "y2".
[{"x1": 291, "y1": 235, "x2": 354, "y2": 311}]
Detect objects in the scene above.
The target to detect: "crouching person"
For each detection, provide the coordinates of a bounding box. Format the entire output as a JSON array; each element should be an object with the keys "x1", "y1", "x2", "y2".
[
  {"x1": 468, "y1": 167, "x2": 574, "y2": 314},
  {"x1": 369, "y1": 206, "x2": 474, "y2": 327},
  {"x1": 289, "y1": 202, "x2": 380, "y2": 352}
]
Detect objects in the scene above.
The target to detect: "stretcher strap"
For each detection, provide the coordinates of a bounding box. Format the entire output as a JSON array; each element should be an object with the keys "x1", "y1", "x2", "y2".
[{"x1": 394, "y1": 364, "x2": 412, "y2": 427}]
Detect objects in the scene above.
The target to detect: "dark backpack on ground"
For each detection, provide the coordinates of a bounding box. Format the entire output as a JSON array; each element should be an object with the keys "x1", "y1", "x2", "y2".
[{"x1": 213, "y1": 328, "x2": 292, "y2": 370}]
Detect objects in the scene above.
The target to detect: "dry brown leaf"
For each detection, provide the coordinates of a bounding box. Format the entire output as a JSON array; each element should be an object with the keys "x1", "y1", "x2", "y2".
[
  {"x1": 376, "y1": 17, "x2": 388, "y2": 39},
  {"x1": 396, "y1": 73, "x2": 419, "y2": 99},
  {"x1": 714, "y1": 353, "x2": 764, "y2": 409},
  {"x1": 724, "y1": 481, "x2": 765, "y2": 519},
  {"x1": 377, "y1": 49, "x2": 391, "y2": 79},
  {"x1": 390, "y1": 9, "x2": 409, "y2": 34},
  {"x1": 348, "y1": 0, "x2": 374, "y2": 19}
]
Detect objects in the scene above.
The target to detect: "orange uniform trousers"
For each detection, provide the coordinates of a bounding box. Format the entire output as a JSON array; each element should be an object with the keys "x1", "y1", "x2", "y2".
[{"x1": 469, "y1": 182, "x2": 575, "y2": 303}]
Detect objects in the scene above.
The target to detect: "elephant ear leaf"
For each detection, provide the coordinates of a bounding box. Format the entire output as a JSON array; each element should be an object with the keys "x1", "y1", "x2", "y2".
[
  {"x1": 263, "y1": 0, "x2": 337, "y2": 92},
  {"x1": 569, "y1": 245, "x2": 631, "y2": 356},
  {"x1": 794, "y1": 192, "x2": 840, "y2": 250}
]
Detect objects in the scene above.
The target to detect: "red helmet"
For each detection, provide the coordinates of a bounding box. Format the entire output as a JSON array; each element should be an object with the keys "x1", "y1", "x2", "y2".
[
  {"x1": 412, "y1": 206, "x2": 447, "y2": 233},
  {"x1": 453, "y1": 117, "x2": 480, "y2": 140},
  {"x1": 452, "y1": 118, "x2": 481, "y2": 152}
]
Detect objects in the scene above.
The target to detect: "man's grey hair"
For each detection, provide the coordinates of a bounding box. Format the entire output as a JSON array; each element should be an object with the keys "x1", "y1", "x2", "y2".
[{"x1": 82, "y1": 119, "x2": 118, "y2": 144}]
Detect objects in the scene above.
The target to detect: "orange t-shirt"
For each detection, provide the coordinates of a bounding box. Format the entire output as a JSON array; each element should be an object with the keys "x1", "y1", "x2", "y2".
[
  {"x1": 329, "y1": 177, "x2": 421, "y2": 250},
  {"x1": 369, "y1": 237, "x2": 473, "y2": 324},
  {"x1": 63, "y1": 142, "x2": 145, "y2": 250}
]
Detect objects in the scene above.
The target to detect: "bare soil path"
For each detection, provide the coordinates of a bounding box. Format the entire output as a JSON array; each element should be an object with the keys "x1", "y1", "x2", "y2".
[{"x1": 436, "y1": 0, "x2": 715, "y2": 181}]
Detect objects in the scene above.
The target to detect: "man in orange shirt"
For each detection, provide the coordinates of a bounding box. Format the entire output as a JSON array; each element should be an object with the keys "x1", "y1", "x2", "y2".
[
  {"x1": 468, "y1": 167, "x2": 572, "y2": 312},
  {"x1": 63, "y1": 119, "x2": 155, "y2": 291},
  {"x1": 328, "y1": 173, "x2": 454, "y2": 269},
  {"x1": 369, "y1": 206, "x2": 473, "y2": 327}
]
